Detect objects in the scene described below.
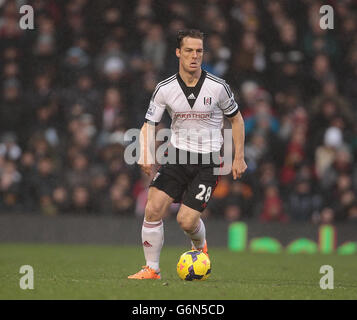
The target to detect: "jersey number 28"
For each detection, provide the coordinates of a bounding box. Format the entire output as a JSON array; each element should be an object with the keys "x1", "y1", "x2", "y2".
[{"x1": 195, "y1": 184, "x2": 212, "y2": 203}]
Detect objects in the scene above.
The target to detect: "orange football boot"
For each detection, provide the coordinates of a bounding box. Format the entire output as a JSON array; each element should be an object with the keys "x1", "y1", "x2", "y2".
[
  {"x1": 128, "y1": 266, "x2": 161, "y2": 280},
  {"x1": 192, "y1": 240, "x2": 209, "y2": 259}
]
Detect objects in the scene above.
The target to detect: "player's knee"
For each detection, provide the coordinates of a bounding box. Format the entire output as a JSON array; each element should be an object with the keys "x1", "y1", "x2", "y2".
[
  {"x1": 177, "y1": 214, "x2": 196, "y2": 232},
  {"x1": 145, "y1": 200, "x2": 164, "y2": 222}
]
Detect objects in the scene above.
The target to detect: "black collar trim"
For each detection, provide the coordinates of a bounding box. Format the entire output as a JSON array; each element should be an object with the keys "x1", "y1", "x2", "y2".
[{"x1": 176, "y1": 70, "x2": 207, "y2": 108}]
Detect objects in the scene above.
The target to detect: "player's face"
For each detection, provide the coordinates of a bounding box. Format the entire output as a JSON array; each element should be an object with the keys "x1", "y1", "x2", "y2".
[{"x1": 176, "y1": 37, "x2": 203, "y2": 74}]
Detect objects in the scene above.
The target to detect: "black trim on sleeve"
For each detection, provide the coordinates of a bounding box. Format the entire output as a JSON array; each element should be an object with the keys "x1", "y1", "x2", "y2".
[
  {"x1": 144, "y1": 119, "x2": 159, "y2": 126},
  {"x1": 225, "y1": 108, "x2": 239, "y2": 118},
  {"x1": 206, "y1": 73, "x2": 233, "y2": 98},
  {"x1": 151, "y1": 75, "x2": 177, "y2": 101}
]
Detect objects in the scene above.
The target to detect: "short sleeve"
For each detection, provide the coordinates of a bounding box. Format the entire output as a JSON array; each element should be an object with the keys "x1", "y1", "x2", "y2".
[
  {"x1": 217, "y1": 83, "x2": 239, "y2": 118},
  {"x1": 145, "y1": 86, "x2": 166, "y2": 125}
]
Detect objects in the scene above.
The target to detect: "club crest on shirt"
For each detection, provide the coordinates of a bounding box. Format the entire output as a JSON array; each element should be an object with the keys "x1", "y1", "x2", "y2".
[{"x1": 204, "y1": 97, "x2": 212, "y2": 106}]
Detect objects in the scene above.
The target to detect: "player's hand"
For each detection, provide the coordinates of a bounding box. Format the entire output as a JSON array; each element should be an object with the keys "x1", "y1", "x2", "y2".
[
  {"x1": 232, "y1": 158, "x2": 247, "y2": 180},
  {"x1": 139, "y1": 163, "x2": 154, "y2": 176}
]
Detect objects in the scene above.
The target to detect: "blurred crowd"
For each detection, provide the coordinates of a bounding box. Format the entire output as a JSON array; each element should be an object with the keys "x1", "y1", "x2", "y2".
[{"x1": 0, "y1": 0, "x2": 357, "y2": 224}]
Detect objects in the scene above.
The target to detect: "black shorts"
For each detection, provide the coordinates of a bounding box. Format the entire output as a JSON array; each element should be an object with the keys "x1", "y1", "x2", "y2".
[{"x1": 150, "y1": 148, "x2": 222, "y2": 212}]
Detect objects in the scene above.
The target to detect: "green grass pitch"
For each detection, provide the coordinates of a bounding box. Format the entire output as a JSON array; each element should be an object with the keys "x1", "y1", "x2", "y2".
[{"x1": 1, "y1": 243, "x2": 357, "y2": 300}]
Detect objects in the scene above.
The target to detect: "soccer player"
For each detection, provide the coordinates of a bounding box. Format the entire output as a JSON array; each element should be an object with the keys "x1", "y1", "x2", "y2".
[{"x1": 128, "y1": 29, "x2": 247, "y2": 279}]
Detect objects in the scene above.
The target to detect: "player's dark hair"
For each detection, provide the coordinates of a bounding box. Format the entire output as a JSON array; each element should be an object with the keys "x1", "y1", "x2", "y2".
[{"x1": 176, "y1": 29, "x2": 204, "y2": 49}]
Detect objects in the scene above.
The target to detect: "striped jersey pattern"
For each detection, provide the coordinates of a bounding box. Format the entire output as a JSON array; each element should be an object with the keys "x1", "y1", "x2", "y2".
[{"x1": 145, "y1": 70, "x2": 239, "y2": 153}]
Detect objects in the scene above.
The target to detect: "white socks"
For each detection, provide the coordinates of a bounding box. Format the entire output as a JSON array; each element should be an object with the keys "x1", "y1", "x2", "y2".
[
  {"x1": 141, "y1": 218, "x2": 205, "y2": 272},
  {"x1": 141, "y1": 219, "x2": 164, "y2": 271},
  {"x1": 184, "y1": 218, "x2": 206, "y2": 250}
]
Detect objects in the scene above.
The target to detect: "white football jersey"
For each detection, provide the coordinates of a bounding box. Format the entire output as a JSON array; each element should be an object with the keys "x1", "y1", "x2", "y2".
[{"x1": 145, "y1": 70, "x2": 239, "y2": 153}]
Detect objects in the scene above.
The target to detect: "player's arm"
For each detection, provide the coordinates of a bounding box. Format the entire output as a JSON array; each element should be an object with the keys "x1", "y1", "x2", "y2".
[
  {"x1": 227, "y1": 111, "x2": 247, "y2": 180},
  {"x1": 138, "y1": 121, "x2": 156, "y2": 176},
  {"x1": 139, "y1": 86, "x2": 166, "y2": 176},
  {"x1": 218, "y1": 83, "x2": 247, "y2": 180}
]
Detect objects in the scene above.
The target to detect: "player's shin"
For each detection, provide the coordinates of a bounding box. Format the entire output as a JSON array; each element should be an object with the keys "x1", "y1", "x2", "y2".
[
  {"x1": 184, "y1": 218, "x2": 206, "y2": 250},
  {"x1": 141, "y1": 219, "x2": 164, "y2": 272}
]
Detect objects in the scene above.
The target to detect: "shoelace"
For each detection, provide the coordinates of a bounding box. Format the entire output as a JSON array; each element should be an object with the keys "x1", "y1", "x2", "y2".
[{"x1": 143, "y1": 266, "x2": 160, "y2": 274}]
